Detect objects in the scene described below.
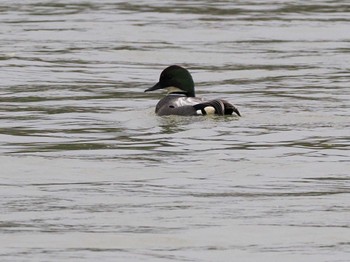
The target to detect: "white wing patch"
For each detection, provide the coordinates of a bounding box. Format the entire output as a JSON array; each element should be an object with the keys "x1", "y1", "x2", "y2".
[{"x1": 204, "y1": 106, "x2": 215, "y2": 114}]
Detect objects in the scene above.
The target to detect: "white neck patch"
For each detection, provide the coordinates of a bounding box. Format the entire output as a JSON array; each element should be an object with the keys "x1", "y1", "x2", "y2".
[{"x1": 165, "y1": 86, "x2": 184, "y2": 94}]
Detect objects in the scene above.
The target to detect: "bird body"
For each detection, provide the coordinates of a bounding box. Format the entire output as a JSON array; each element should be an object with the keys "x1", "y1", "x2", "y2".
[{"x1": 145, "y1": 65, "x2": 241, "y2": 117}]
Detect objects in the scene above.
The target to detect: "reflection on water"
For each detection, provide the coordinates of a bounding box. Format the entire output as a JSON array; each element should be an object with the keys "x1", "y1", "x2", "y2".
[{"x1": 1, "y1": 0, "x2": 350, "y2": 261}]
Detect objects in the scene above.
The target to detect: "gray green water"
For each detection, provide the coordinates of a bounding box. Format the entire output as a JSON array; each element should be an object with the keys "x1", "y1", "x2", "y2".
[{"x1": 1, "y1": 1, "x2": 350, "y2": 261}]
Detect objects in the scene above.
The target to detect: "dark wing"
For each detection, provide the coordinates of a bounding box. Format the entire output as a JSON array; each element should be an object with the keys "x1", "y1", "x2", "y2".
[
  {"x1": 193, "y1": 99, "x2": 241, "y2": 116},
  {"x1": 193, "y1": 100, "x2": 225, "y2": 115}
]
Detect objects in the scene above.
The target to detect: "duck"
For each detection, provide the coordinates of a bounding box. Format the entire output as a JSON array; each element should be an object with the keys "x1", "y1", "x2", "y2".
[{"x1": 145, "y1": 65, "x2": 241, "y2": 117}]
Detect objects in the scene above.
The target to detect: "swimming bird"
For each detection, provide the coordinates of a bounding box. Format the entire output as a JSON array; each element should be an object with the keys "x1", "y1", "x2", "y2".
[{"x1": 145, "y1": 65, "x2": 241, "y2": 117}]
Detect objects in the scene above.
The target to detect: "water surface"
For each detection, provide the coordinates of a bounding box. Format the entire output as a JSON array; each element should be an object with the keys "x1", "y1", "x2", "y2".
[{"x1": 1, "y1": 1, "x2": 349, "y2": 261}]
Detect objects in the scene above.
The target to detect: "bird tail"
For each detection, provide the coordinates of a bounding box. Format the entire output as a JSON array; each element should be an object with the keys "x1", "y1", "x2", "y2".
[{"x1": 221, "y1": 100, "x2": 241, "y2": 116}]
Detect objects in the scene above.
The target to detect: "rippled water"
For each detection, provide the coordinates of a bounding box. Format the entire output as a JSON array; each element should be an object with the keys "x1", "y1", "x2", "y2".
[{"x1": 1, "y1": 1, "x2": 350, "y2": 261}]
